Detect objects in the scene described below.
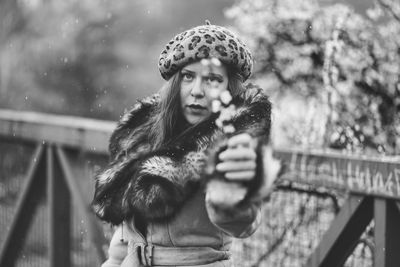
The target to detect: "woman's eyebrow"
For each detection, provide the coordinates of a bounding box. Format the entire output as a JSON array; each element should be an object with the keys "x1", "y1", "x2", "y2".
[
  {"x1": 181, "y1": 69, "x2": 223, "y2": 79},
  {"x1": 181, "y1": 69, "x2": 195, "y2": 74}
]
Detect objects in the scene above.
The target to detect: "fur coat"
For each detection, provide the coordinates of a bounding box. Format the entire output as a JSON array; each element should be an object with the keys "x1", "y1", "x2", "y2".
[{"x1": 92, "y1": 85, "x2": 271, "y2": 225}]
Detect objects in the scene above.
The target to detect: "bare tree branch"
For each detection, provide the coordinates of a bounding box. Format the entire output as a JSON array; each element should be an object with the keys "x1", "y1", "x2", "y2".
[{"x1": 377, "y1": 0, "x2": 400, "y2": 22}]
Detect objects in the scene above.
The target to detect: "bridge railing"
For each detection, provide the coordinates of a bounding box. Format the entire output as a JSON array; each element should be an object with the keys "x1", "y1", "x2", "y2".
[
  {"x1": 0, "y1": 109, "x2": 114, "y2": 267},
  {"x1": 274, "y1": 148, "x2": 400, "y2": 267},
  {"x1": 0, "y1": 109, "x2": 399, "y2": 267}
]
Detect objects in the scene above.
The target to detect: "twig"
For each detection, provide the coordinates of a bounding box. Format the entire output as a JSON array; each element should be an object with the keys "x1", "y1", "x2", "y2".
[
  {"x1": 377, "y1": 0, "x2": 400, "y2": 22},
  {"x1": 250, "y1": 195, "x2": 313, "y2": 267},
  {"x1": 322, "y1": 11, "x2": 349, "y2": 145},
  {"x1": 276, "y1": 183, "x2": 340, "y2": 213}
]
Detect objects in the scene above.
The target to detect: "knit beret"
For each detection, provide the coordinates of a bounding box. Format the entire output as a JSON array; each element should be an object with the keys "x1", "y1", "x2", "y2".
[{"x1": 158, "y1": 23, "x2": 253, "y2": 81}]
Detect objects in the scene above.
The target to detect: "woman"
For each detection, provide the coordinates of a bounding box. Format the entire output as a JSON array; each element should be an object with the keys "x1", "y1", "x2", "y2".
[{"x1": 93, "y1": 22, "x2": 278, "y2": 267}]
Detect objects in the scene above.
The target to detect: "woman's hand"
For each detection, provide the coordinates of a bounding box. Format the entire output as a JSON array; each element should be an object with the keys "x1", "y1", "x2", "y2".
[
  {"x1": 206, "y1": 133, "x2": 257, "y2": 209},
  {"x1": 216, "y1": 133, "x2": 257, "y2": 181}
]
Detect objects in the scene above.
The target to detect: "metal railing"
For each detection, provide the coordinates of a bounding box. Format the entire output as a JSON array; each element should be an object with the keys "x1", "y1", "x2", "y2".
[{"x1": 0, "y1": 109, "x2": 399, "y2": 267}]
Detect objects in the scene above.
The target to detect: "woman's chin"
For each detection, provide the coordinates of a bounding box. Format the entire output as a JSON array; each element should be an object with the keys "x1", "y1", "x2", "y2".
[{"x1": 184, "y1": 113, "x2": 207, "y2": 125}]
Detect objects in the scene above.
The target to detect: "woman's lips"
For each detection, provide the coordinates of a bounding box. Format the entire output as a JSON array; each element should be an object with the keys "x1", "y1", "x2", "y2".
[{"x1": 187, "y1": 104, "x2": 207, "y2": 113}]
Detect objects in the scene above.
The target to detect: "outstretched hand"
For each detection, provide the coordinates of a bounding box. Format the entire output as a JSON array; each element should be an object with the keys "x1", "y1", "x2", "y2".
[
  {"x1": 216, "y1": 133, "x2": 257, "y2": 181},
  {"x1": 206, "y1": 133, "x2": 258, "y2": 209},
  {"x1": 206, "y1": 133, "x2": 281, "y2": 208}
]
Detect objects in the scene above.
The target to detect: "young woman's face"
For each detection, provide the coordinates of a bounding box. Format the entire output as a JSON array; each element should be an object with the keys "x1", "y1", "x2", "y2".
[{"x1": 180, "y1": 61, "x2": 229, "y2": 124}]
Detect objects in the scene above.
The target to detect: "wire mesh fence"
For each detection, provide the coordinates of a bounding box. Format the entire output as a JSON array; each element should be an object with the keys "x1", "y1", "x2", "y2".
[
  {"x1": 15, "y1": 200, "x2": 48, "y2": 267},
  {"x1": 0, "y1": 142, "x2": 48, "y2": 266},
  {"x1": 231, "y1": 187, "x2": 374, "y2": 267}
]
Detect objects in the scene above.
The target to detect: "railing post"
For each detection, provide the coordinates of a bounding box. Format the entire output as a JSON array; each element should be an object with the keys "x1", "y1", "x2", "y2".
[
  {"x1": 306, "y1": 195, "x2": 373, "y2": 267},
  {"x1": 55, "y1": 146, "x2": 107, "y2": 263},
  {"x1": 0, "y1": 145, "x2": 46, "y2": 267},
  {"x1": 374, "y1": 199, "x2": 400, "y2": 267},
  {"x1": 47, "y1": 145, "x2": 71, "y2": 267}
]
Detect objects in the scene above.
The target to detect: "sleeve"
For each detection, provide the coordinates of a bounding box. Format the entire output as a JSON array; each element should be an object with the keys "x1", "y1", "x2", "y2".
[
  {"x1": 101, "y1": 225, "x2": 127, "y2": 267},
  {"x1": 205, "y1": 194, "x2": 262, "y2": 238}
]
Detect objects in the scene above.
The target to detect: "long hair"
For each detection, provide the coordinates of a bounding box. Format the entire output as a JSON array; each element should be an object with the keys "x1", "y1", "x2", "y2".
[{"x1": 148, "y1": 65, "x2": 247, "y2": 150}]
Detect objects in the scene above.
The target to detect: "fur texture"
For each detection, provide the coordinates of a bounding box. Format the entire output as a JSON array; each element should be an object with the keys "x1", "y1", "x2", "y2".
[{"x1": 92, "y1": 85, "x2": 271, "y2": 225}]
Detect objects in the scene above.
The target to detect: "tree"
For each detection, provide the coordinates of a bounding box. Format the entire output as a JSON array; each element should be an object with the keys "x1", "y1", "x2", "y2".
[
  {"x1": 0, "y1": 0, "x2": 127, "y2": 119},
  {"x1": 0, "y1": 0, "x2": 235, "y2": 120},
  {"x1": 226, "y1": 2, "x2": 399, "y2": 266},
  {"x1": 227, "y1": 0, "x2": 400, "y2": 154},
  {"x1": 0, "y1": 0, "x2": 26, "y2": 93}
]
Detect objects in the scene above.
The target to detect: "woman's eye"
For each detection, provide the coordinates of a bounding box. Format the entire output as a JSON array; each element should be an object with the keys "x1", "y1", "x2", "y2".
[
  {"x1": 205, "y1": 76, "x2": 222, "y2": 83},
  {"x1": 182, "y1": 73, "x2": 193, "y2": 81}
]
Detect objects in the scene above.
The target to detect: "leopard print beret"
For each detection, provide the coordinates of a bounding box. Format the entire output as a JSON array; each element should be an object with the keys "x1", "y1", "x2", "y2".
[{"x1": 158, "y1": 23, "x2": 253, "y2": 81}]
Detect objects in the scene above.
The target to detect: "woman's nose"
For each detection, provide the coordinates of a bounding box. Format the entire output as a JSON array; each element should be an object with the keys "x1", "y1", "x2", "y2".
[{"x1": 190, "y1": 78, "x2": 205, "y2": 97}]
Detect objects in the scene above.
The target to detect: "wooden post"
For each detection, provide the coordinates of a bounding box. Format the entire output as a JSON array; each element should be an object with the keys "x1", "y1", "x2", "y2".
[
  {"x1": 55, "y1": 146, "x2": 107, "y2": 262},
  {"x1": 306, "y1": 195, "x2": 373, "y2": 267},
  {"x1": 374, "y1": 199, "x2": 400, "y2": 267},
  {"x1": 47, "y1": 145, "x2": 71, "y2": 267}
]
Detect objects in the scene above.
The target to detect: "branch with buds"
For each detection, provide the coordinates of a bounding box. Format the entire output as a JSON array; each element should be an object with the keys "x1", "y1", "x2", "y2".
[
  {"x1": 200, "y1": 58, "x2": 237, "y2": 134},
  {"x1": 202, "y1": 57, "x2": 282, "y2": 208},
  {"x1": 322, "y1": 12, "x2": 348, "y2": 146}
]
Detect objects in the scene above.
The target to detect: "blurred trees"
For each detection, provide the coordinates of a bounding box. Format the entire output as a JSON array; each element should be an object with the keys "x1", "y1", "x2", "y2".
[
  {"x1": 0, "y1": 0, "x2": 125, "y2": 119},
  {"x1": 0, "y1": 0, "x2": 26, "y2": 94},
  {"x1": 227, "y1": 0, "x2": 400, "y2": 154},
  {"x1": 0, "y1": 0, "x2": 232, "y2": 120}
]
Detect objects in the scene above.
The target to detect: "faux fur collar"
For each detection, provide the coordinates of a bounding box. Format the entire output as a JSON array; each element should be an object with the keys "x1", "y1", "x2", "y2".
[{"x1": 92, "y1": 85, "x2": 271, "y2": 225}]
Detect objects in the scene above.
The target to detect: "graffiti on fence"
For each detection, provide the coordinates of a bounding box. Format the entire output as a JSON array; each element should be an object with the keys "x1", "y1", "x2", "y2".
[{"x1": 275, "y1": 149, "x2": 400, "y2": 199}]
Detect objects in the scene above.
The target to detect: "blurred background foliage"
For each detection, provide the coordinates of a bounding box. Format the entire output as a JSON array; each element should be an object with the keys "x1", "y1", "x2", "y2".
[
  {"x1": 0, "y1": 0, "x2": 232, "y2": 118},
  {"x1": 0, "y1": 0, "x2": 399, "y2": 154},
  {"x1": 228, "y1": 0, "x2": 400, "y2": 154}
]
